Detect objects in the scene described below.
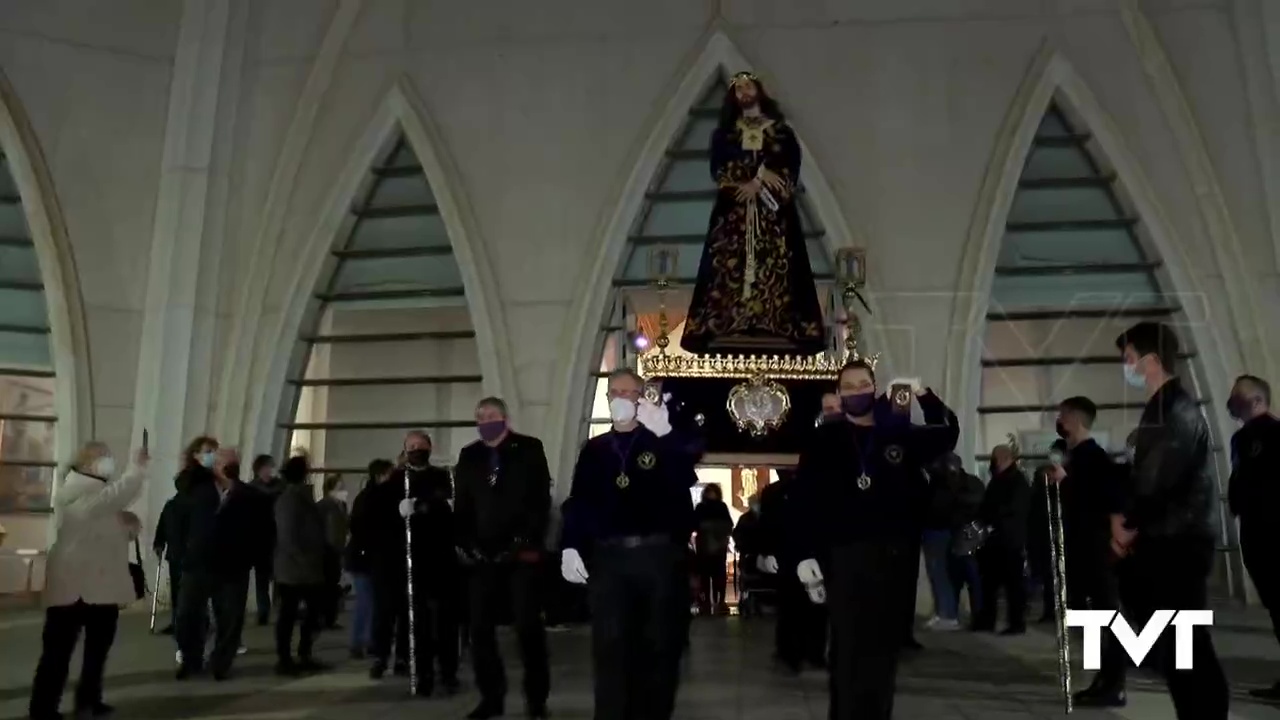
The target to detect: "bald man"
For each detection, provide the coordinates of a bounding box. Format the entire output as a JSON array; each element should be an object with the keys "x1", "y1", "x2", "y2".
[{"x1": 973, "y1": 445, "x2": 1030, "y2": 634}]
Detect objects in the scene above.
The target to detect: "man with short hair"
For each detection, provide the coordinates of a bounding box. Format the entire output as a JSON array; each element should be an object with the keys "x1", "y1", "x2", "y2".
[
  {"x1": 453, "y1": 397, "x2": 552, "y2": 719},
  {"x1": 974, "y1": 444, "x2": 1030, "y2": 635},
  {"x1": 1048, "y1": 395, "x2": 1127, "y2": 705},
  {"x1": 1225, "y1": 374, "x2": 1280, "y2": 699},
  {"x1": 1113, "y1": 321, "x2": 1227, "y2": 718},
  {"x1": 371, "y1": 431, "x2": 459, "y2": 697},
  {"x1": 561, "y1": 368, "x2": 704, "y2": 720}
]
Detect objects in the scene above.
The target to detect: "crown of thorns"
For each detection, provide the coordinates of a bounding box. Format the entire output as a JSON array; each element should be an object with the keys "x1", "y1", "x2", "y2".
[{"x1": 729, "y1": 71, "x2": 759, "y2": 88}]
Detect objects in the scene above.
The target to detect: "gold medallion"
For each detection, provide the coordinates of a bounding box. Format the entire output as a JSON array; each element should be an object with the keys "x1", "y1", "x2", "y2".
[
  {"x1": 884, "y1": 445, "x2": 904, "y2": 465},
  {"x1": 637, "y1": 451, "x2": 656, "y2": 470},
  {"x1": 856, "y1": 474, "x2": 872, "y2": 490},
  {"x1": 616, "y1": 473, "x2": 630, "y2": 489}
]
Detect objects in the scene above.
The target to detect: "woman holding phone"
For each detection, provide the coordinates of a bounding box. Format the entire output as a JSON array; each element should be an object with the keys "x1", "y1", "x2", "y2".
[{"x1": 30, "y1": 440, "x2": 150, "y2": 720}]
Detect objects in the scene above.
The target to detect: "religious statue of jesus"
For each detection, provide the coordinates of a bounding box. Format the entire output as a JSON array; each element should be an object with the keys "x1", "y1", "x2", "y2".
[{"x1": 680, "y1": 72, "x2": 826, "y2": 357}]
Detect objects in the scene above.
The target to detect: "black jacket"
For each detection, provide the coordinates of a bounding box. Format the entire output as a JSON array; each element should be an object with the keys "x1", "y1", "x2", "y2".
[
  {"x1": 248, "y1": 477, "x2": 285, "y2": 561},
  {"x1": 453, "y1": 431, "x2": 552, "y2": 556},
  {"x1": 759, "y1": 476, "x2": 798, "y2": 568},
  {"x1": 175, "y1": 476, "x2": 258, "y2": 577},
  {"x1": 345, "y1": 483, "x2": 377, "y2": 574},
  {"x1": 693, "y1": 499, "x2": 733, "y2": 556},
  {"x1": 1228, "y1": 414, "x2": 1280, "y2": 526},
  {"x1": 980, "y1": 465, "x2": 1031, "y2": 549},
  {"x1": 924, "y1": 470, "x2": 984, "y2": 531},
  {"x1": 1059, "y1": 438, "x2": 1122, "y2": 562},
  {"x1": 732, "y1": 509, "x2": 763, "y2": 560},
  {"x1": 1124, "y1": 378, "x2": 1216, "y2": 541},
  {"x1": 791, "y1": 391, "x2": 958, "y2": 559},
  {"x1": 369, "y1": 464, "x2": 455, "y2": 575}
]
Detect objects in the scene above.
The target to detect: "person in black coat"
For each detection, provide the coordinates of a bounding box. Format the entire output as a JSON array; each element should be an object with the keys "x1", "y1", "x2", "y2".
[
  {"x1": 173, "y1": 446, "x2": 257, "y2": 680},
  {"x1": 973, "y1": 444, "x2": 1030, "y2": 635},
  {"x1": 453, "y1": 397, "x2": 552, "y2": 720},
  {"x1": 1113, "y1": 322, "x2": 1227, "y2": 718},
  {"x1": 247, "y1": 454, "x2": 283, "y2": 626},
  {"x1": 560, "y1": 369, "x2": 704, "y2": 720},
  {"x1": 759, "y1": 469, "x2": 827, "y2": 672},
  {"x1": 346, "y1": 459, "x2": 392, "y2": 659},
  {"x1": 789, "y1": 363, "x2": 958, "y2": 720},
  {"x1": 692, "y1": 484, "x2": 733, "y2": 615},
  {"x1": 369, "y1": 431, "x2": 459, "y2": 697},
  {"x1": 1048, "y1": 396, "x2": 1128, "y2": 705},
  {"x1": 1226, "y1": 375, "x2": 1280, "y2": 699}
]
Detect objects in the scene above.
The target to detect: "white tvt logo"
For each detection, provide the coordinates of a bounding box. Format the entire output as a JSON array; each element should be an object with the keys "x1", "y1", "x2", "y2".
[{"x1": 1066, "y1": 610, "x2": 1214, "y2": 669}]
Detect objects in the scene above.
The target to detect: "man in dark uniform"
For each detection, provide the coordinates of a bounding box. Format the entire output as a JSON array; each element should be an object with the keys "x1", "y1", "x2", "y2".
[
  {"x1": 370, "y1": 430, "x2": 460, "y2": 697},
  {"x1": 790, "y1": 360, "x2": 957, "y2": 720},
  {"x1": 1112, "y1": 322, "x2": 1228, "y2": 719},
  {"x1": 561, "y1": 368, "x2": 703, "y2": 720},
  {"x1": 974, "y1": 444, "x2": 1030, "y2": 635},
  {"x1": 1046, "y1": 396, "x2": 1128, "y2": 705},
  {"x1": 759, "y1": 468, "x2": 827, "y2": 672},
  {"x1": 1224, "y1": 375, "x2": 1280, "y2": 699},
  {"x1": 453, "y1": 397, "x2": 552, "y2": 719}
]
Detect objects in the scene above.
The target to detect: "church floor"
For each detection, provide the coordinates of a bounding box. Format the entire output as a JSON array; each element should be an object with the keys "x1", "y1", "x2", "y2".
[{"x1": 3, "y1": 605, "x2": 1280, "y2": 719}]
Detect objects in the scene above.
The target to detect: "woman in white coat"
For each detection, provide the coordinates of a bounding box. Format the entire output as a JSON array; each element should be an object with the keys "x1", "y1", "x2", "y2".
[{"x1": 29, "y1": 441, "x2": 149, "y2": 720}]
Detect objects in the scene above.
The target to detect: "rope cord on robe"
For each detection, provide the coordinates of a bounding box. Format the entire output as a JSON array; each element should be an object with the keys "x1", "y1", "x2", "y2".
[{"x1": 744, "y1": 195, "x2": 758, "y2": 300}]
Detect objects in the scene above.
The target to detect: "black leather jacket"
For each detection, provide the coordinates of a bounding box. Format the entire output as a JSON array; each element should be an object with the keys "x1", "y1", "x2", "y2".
[{"x1": 1123, "y1": 377, "x2": 1216, "y2": 541}]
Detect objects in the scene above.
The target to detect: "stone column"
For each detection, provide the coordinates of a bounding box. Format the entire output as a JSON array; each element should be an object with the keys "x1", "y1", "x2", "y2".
[{"x1": 131, "y1": 0, "x2": 246, "y2": 528}]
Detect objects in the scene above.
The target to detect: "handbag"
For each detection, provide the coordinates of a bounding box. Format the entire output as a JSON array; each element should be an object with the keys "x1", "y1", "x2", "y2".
[
  {"x1": 951, "y1": 521, "x2": 992, "y2": 557},
  {"x1": 129, "y1": 539, "x2": 148, "y2": 600}
]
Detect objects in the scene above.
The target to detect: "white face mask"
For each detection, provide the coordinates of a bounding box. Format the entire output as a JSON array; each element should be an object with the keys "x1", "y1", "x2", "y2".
[
  {"x1": 199, "y1": 451, "x2": 216, "y2": 468},
  {"x1": 609, "y1": 397, "x2": 637, "y2": 424},
  {"x1": 94, "y1": 456, "x2": 116, "y2": 478}
]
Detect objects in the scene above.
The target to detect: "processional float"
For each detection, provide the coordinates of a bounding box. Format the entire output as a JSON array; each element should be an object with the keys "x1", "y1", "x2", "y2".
[{"x1": 637, "y1": 246, "x2": 879, "y2": 435}]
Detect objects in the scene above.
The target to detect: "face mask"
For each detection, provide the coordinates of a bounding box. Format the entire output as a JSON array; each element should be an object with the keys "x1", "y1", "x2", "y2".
[
  {"x1": 1123, "y1": 361, "x2": 1145, "y2": 389},
  {"x1": 199, "y1": 451, "x2": 216, "y2": 468},
  {"x1": 406, "y1": 449, "x2": 431, "y2": 467},
  {"x1": 1055, "y1": 420, "x2": 1069, "y2": 439},
  {"x1": 477, "y1": 420, "x2": 507, "y2": 442},
  {"x1": 94, "y1": 456, "x2": 116, "y2": 478},
  {"x1": 609, "y1": 397, "x2": 637, "y2": 423},
  {"x1": 840, "y1": 391, "x2": 876, "y2": 417}
]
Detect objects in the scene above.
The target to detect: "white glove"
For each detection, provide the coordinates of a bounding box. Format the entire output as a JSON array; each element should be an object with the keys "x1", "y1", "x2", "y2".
[
  {"x1": 797, "y1": 558, "x2": 823, "y2": 585},
  {"x1": 398, "y1": 498, "x2": 415, "y2": 518},
  {"x1": 636, "y1": 398, "x2": 672, "y2": 437},
  {"x1": 757, "y1": 555, "x2": 779, "y2": 574},
  {"x1": 805, "y1": 583, "x2": 827, "y2": 604},
  {"x1": 561, "y1": 548, "x2": 589, "y2": 584}
]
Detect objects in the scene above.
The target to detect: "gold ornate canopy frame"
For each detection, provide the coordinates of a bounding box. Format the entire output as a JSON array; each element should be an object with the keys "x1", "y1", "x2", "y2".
[{"x1": 635, "y1": 247, "x2": 879, "y2": 435}]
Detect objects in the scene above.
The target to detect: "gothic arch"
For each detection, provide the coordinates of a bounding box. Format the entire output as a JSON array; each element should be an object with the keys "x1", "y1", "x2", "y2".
[
  {"x1": 245, "y1": 78, "x2": 516, "y2": 457},
  {"x1": 0, "y1": 67, "x2": 91, "y2": 475},
  {"x1": 546, "y1": 29, "x2": 888, "y2": 494},
  {"x1": 945, "y1": 43, "x2": 1238, "y2": 469}
]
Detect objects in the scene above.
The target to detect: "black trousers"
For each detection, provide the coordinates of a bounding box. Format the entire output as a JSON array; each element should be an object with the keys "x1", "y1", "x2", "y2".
[
  {"x1": 167, "y1": 562, "x2": 183, "y2": 628},
  {"x1": 589, "y1": 539, "x2": 688, "y2": 720},
  {"x1": 901, "y1": 540, "x2": 922, "y2": 640},
  {"x1": 1241, "y1": 524, "x2": 1280, "y2": 647},
  {"x1": 1118, "y1": 537, "x2": 1228, "y2": 719},
  {"x1": 470, "y1": 560, "x2": 550, "y2": 707},
  {"x1": 827, "y1": 541, "x2": 913, "y2": 720},
  {"x1": 276, "y1": 583, "x2": 321, "y2": 662},
  {"x1": 29, "y1": 602, "x2": 120, "y2": 717},
  {"x1": 775, "y1": 571, "x2": 827, "y2": 666},
  {"x1": 320, "y1": 550, "x2": 342, "y2": 628},
  {"x1": 975, "y1": 543, "x2": 1026, "y2": 630},
  {"x1": 695, "y1": 552, "x2": 727, "y2": 608},
  {"x1": 1068, "y1": 550, "x2": 1127, "y2": 692},
  {"x1": 177, "y1": 570, "x2": 249, "y2": 674},
  {"x1": 253, "y1": 555, "x2": 274, "y2": 624},
  {"x1": 371, "y1": 569, "x2": 460, "y2": 685}
]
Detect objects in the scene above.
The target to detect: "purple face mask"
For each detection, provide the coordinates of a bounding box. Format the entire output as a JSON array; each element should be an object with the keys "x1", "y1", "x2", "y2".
[
  {"x1": 477, "y1": 420, "x2": 507, "y2": 443},
  {"x1": 840, "y1": 391, "x2": 876, "y2": 418}
]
